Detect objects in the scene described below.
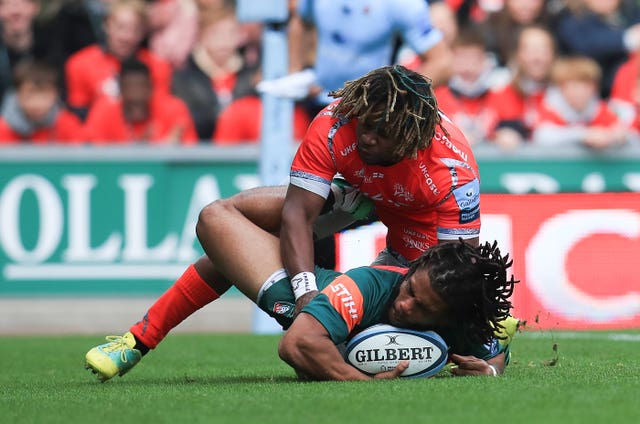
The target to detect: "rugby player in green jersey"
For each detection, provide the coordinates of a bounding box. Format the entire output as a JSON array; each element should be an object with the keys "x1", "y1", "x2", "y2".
[{"x1": 86, "y1": 187, "x2": 518, "y2": 381}]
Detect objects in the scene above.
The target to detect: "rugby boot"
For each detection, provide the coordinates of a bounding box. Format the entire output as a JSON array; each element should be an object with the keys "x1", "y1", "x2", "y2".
[{"x1": 85, "y1": 332, "x2": 141, "y2": 382}]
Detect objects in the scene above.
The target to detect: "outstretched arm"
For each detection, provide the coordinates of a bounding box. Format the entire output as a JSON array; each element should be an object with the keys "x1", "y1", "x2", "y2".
[
  {"x1": 449, "y1": 352, "x2": 506, "y2": 377},
  {"x1": 279, "y1": 313, "x2": 408, "y2": 381}
]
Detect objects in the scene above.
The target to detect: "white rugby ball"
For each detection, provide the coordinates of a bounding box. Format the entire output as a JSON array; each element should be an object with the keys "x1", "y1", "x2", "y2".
[{"x1": 344, "y1": 324, "x2": 448, "y2": 378}]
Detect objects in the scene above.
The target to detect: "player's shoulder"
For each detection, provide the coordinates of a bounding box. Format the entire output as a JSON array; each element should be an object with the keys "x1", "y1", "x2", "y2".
[
  {"x1": 67, "y1": 44, "x2": 103, "y2": 64},
  {"x1": 421, "y1": 120, "x2": 476, "y2": 165},
  {"x1": 305, "y1": 103, "x2": 356, "y2": 143}
]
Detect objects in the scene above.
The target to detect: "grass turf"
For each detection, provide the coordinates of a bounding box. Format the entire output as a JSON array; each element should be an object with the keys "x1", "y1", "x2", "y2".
[{"x1": 1, "y1": 331, "x2": 639, "y2": 424}]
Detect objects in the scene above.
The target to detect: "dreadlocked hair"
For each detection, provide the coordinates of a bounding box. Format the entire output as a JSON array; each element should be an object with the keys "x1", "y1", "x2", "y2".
[
  {"x1": 329, "y1": 65, "x2": 440, "y2": 159},
  {"x1": 407, "y1": 240, "x2": 517, "y2": 346}
]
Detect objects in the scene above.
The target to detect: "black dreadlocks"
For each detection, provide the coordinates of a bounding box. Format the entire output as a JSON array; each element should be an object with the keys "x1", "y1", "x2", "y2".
[{"x1": 406, "y1": 240, "x2": 517, "y2": 346}]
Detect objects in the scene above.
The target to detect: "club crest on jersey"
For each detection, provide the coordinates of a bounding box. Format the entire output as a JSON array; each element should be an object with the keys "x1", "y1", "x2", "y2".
[
  {"x1": 273, "y1": 302, "x2": 294, "y2": 317},
  {"x1": 393, "y1": 184, "x2": 414, "y2": 202}
]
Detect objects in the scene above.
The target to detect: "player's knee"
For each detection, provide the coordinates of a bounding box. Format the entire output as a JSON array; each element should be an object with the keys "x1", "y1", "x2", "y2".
[{"x1": 196, "y1": 199, "x2": 233, "y2": 240}]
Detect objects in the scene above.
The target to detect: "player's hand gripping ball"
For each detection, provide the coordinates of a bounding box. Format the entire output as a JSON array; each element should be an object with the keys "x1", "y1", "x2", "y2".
[{"x1": 344, "y1": 324, "x2": 448, "y2": 378}]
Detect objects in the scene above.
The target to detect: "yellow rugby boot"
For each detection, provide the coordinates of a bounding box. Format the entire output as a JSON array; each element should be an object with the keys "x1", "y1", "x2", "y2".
[{"x1": 85, "y1": 332, "x2": 142, "y2": 382}]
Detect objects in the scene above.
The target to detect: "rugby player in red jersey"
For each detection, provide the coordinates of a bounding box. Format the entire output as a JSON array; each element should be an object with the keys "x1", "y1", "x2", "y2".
[
  {"x1": 281, "y1": 65, "x2": 481, "y2": 309},
  {"x1": 83, "y1": 65, "x2": 499, "y2": 377}
]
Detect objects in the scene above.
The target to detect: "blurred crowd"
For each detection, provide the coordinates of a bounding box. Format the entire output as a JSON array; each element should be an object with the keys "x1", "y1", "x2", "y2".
[{"x1": 1, "y1": 0, "x2": 640, "y2": 150}]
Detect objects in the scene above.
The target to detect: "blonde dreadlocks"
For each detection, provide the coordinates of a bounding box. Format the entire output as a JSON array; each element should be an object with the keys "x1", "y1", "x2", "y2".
[{"x1": 329, "y1": 65, "x2": 440, "y2": 159}]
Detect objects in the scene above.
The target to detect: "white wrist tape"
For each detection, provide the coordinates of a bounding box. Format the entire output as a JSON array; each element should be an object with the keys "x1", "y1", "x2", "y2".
[
  {"x1": 291, "y1": 272, "x2": 318, "y2": 300},
  {"x1": 488, "y1": 365, "x2": 498, "y2": 377}
]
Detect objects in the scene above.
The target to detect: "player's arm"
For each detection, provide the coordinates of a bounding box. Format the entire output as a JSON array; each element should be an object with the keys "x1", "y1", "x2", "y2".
[
  {"x1": 449, "y1": 352, "x2": 506, "y2": 377},
  {"x1": 280, "y1": 185, "x2": 325, "y2": 305},
  {"x1": 278, "y1": 313, "x2": 408, "y2": 381}
]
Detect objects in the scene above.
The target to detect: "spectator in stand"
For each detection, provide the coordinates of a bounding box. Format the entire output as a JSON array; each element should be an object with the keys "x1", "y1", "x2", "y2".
[
  {"x1": 145, "y1": 0, "x2": 241, "y2": 70},
  {"x1": 171, "y1": 8, "x2": 257, "y2": 140},
  {"x1": 606, "y1": 46, "x2": 640, "y2": 130},
  {"x1": 0, "y1": 59, "x2": 83, "y2": 144},
  {"x1": 83, "y1": 58, "x2": 197, "y2": 144},
  {"x1": 213, "y1": 95, "x2": 311, "y2": 144},
  {"x1": 147, "y1": 0, "x2": 198, "y2": 69},
  {"x1": 445, "y1": 0, "x2": 503, "y2": 27},
  {"x1": 480, "y1": 0, "x2": 558, "y2": 67},
  {"x1": 556, "y1": 0, "x2": 640, "y2": 98},
  {"x1": 488, "y1": 25, "x2": 556, "y2": 150},
  {"x1": 400, "y1": 1, "x2": 459, "y2": 69},
  {"x1": 531, "y1": 56, "x2": 628, "y2": 149},
  {"x1": 427, "y1": 1, "x2": 459, "y2": 47},
  {"x1": 65, "y1": 0, "x2": 172, "y2": 119},
  {"x1": 0, "y1": 0, "x2": 57, "y2": 103},
  {"x1": 43, "y1": 0, "x2": 113, "y2": 67},
  {"x1": 434, "y1": 26, "x2": 499, "y2": 145}
]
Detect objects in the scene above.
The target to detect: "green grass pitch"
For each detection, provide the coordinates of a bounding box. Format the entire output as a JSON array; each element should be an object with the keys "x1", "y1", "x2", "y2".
[{"x1": 1, "y1": 330, "x2": 639, "y2": 424}]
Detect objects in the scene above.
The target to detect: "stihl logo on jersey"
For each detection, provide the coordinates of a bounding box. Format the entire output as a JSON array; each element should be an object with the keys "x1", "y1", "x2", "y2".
[{"x1": 330, "y1": 283, "x2": 359, "y2": 320}]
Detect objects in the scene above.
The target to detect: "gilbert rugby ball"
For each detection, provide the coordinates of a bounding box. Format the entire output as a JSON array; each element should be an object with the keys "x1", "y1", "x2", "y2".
[{"x1": 344, "y1": 324, "x2": 448, "y2": 378}]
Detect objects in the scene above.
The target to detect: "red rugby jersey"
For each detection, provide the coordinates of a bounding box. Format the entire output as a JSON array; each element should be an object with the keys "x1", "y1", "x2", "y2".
[
  {"x1": 83, "y1": 93, "x2": 198, "y2": 144},
  {"x1": 65, "y1": 45, "x2": 172, "y2": 110},
  {"x1": 290, "y1": 101, "x2": 481, "y2": 261}
]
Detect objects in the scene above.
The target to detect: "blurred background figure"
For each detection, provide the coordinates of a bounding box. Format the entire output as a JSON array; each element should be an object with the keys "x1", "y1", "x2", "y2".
[
  {"x1": 556, "y1": 0, "x2": 640, "y2": 98},
  {"x1": 83, "y1": 58, "x2": 197, "y2": 144},
  {"x1": 429, "y1": 1, "x2": 460, "y2": 46},
  {"x1": 532, "y1": 55, "x2": 628, "y2": 149},
  {"x1": 480, "y1": 0, "x2": 559, "y2": 67},
  {"x1": 400, "y1": 1, "x2": 459, "y2": 68},
  {"x1": 488, "y1": 25, "x2": 556, "y2": 150},
  {"x1": 0, "y1": 0, "x2": 54, "y2": 103},
  {"x1": 146, "y1": 0, "x2": 199, "y2": 69},
  {"x1": 434, "y1": 25, "x2": 499, "y2": 145},
  {"x1": 212, "y1": 94, "x2": 311, "y2": 144},
  {"x1": 171, "y1": 5, "x2": 258, "y2": 141},
  {"x1": 0, "y1": 59, "x2": 83, "y2": 144},
  {"x1": 65, "y1": 0, "x2": 172, "y2": 119},
  {"x1": 283, "y1": 0, "x2": 452, "y2": 115},
  {"x1": 42, "y1": 0, "x2": 114, "y2": 69},
  {"x1": 609, "y1": 49, "x2": 640, "y2": 131}
]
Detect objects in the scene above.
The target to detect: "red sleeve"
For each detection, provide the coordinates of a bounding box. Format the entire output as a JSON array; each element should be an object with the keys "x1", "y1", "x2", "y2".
[
  {"x1": 591, "y1": 103, "x2": 622, "y2": 127},
  {"x1": 55, "y1": 111, "x2": 85, "y2": 143},
  {"x1": 0, "y1": 119, "x2": 19, "y2": 143},
  {"x1": 139, "y1": 50, "x2": 173, "y2": 96},
  {"x1": 172, "y1": 98, "x2": 199, "y2": 144},
  {"x1": 489, "y1": 85, "x2": 523, "y2": 122},
  {"x1": 535, "y1": 104, "x2": 566, "y2": 126},
  {"x1": 290, "y1": 110, "x2": 340, "y2": 183},
  {"x1": 83, "y1": 99, "x2": 123, "y2": 143},
  {"x1": 65, "y1": 50, "x2": 92, "y2": 109},
  {"x1": 293, "y1": 104, "x2": 312, "y2": 141},
  {"x1": 610, "y1": 57, "x2": 637, "y2": 102},
  {"x1": 213, "y1": 97, "x2": 260, "y2": 144},
  {"x1": 434, "y1": 86, "x2": 456, "y2": 116}
]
